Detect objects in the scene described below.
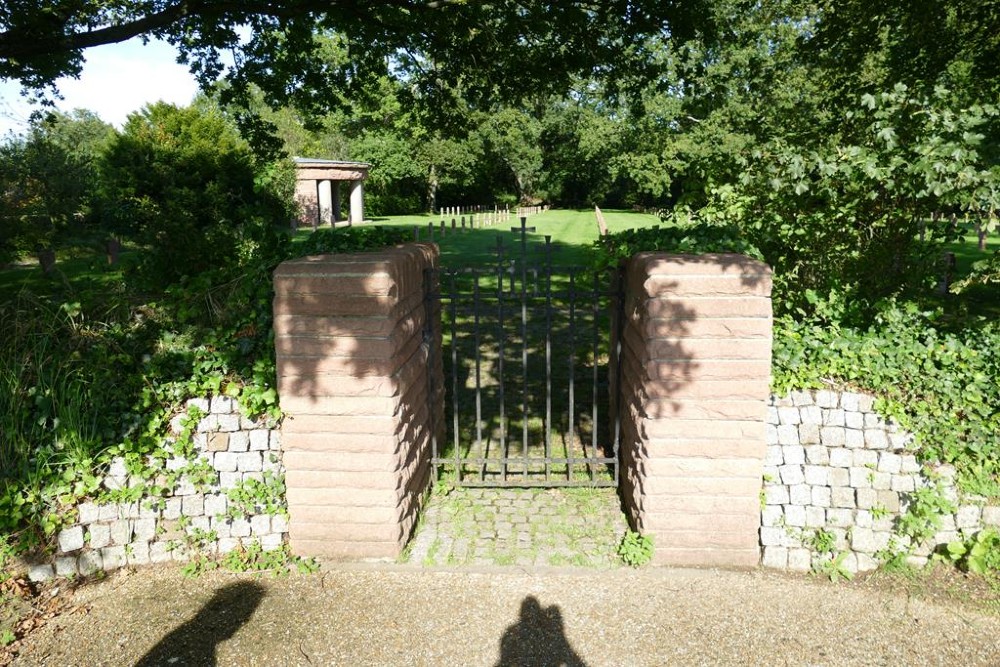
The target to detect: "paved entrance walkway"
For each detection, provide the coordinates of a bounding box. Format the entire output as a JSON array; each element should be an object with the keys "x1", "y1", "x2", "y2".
[{"x1": 404, "y1": 487, "x2": 629, "y2": 568}]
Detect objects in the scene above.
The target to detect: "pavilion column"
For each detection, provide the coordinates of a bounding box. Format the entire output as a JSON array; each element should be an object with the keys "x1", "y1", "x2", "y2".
[
  {"x1": 349, "y1": 179, "x2": 365, "y2": 225},
  {"x1": 318, "y1": 180, "x2": 334, "y2": 225},
  {"x1": 332, "y1": 182, "x2": 342, "y2": 223}
]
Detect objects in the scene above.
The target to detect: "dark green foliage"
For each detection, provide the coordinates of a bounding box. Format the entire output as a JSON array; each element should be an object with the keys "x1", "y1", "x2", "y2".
[
  {"x1": 772, "y1": 301, "x2": 1000, "y2": 498},
  {"x1": 593, "y1": 220, "x2": 763, "y2": 271},
  {"x1": 100, "y1": 102, "x2": 292, "y2": 287},
  {"x1": 0, "y1": 224, "x2": 405, "y2": 553}
]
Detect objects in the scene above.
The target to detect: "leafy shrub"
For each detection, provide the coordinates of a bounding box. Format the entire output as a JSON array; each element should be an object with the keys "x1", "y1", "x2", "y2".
[
  {"x1": 773, "y1": 300, "x2": 1000, "y2": 498},
  {"x1": 593, "y1": 217, "x2": 763, "y2": 270},
  {"x1": 100, "y1": 102, "x2": 292, "y2": 288}
]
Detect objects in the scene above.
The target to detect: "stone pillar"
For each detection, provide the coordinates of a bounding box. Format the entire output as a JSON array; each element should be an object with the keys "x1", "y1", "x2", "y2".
[
  {"x1": 349, "y1": 179, "x2": 364, "y2": 225},
  {"x1": 618, "y1": 252, "x2": 773, "y2": 567},
  {"x1": 294, "y1": 179, "x2": 320, "y2": 229},
  {"x1": 318, "y1": 180, "x2": 334, "y2": 226},
  {"x1": 332, "y1": 182, "x2": 342, "y2": 223},
  {"x1": 273, "y1": 244, "x2": 443, "y2": 560}
]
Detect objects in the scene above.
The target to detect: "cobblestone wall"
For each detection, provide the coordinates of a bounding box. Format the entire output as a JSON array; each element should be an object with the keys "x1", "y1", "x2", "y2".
[
  {"x1": 27, "y1": 397, "x2": 286, "y2": 582},
  {"x1": 762, "y1": 390, "x2": 1000, "y2": 574}
]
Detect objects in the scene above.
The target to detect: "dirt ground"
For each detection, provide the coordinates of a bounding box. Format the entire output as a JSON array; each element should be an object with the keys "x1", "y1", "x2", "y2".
[{"x1": 3, "y1": 562, "x2": 999, "y2": 666}]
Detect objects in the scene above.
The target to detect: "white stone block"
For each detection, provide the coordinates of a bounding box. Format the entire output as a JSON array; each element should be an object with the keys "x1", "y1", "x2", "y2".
[
  {"x1": 766, "y1": 406, "x2": 780, "y2": 425},
  {"x1": 849, "y1": 467, "x2": 873, "y2": 489},
  {"x1": 134, "y1": 518, "x2": 156, "y2": 542},
  {"x1": 787, "y1": 548, "x2": 812, "y2": 571},
  {"x1": 205, "y1": 494, "x2": 228, "y2": 518},
  {"x1": 831, "y1": 487, "x2": 855, "y2": 509},
  {"x1": 865, "y1": 429, "x2": 888, "y2": 449},
  {"x1": 777, "y1": 425, "x2": 800, "y2": 446},
  {"x1": 872, "y1": 473, "x2": 892, "y2": 491},
  {"x1": 829, "y1": 448, "x2": 852, "y2": 468},
  {"x1": 78, "y1": 550, "x2": 103, "y2": 575},
  {"x1": 855, "y1": 510, "x2": 873, "y2": 528},
  {"x1": 850, "y1": 527, "x2": 877, "y2": 553},
  {"x1": 790, "y1": 484, "x2": 812, "y2": 506},
  {"x1": 58, "y1": 526, "x2": 85, "y2": 553},
  {"x1": 214, "y1": 452, "x2": 239, "y2": 473},
  {"x1": 844, "y1": 429, "x2": 865, "y2": 449},
  {"x1": 781, "y1": 444, "x2": 805, "y2": 465},
  {"x1": 77, "y1": 502, "x2": 100, "y2": 525},
  {"x1": 812, "y1": 486, "x2": 832, "y2": 508},
  {"x1": 864, "y1": 413, "x2": 882, "y2": 429},
  {"x1": 829, "y1": 467, "x2": 850, "y2": 487},
  {"x1": 800, "y1": 405, "x2": 822, "y2": 425},
  {"x1": 211, "y1": 517, "x2": 232, "y2": 538},
  {"x1": 163, "y1": 497, "x2": 183, "y2": 520},
  {"x1": 877, "y1": 453, "x2": 902, "y2": 474},
  {"x1": 211, "y1": 395, "x2": 235, "y2": 414},
  {"x1": 764, "y1": 446, "x2": 783, "y2": 467},
  {"x1": 765, "y1": 424, "x2": 778, "y2": 444},
  {"x1": 228, "y1": 431, "x2": 250, "y2": 453},
  {"x1": 826, "y1": 508, "x2": 853, "y2": 527},
  {"x1": 841, "y1": 393, "x2": 861, "y2": 412},
  {"x1": 197, "y1": 414, "x2": 220, "y2": 433},
  {"x1": 856, "y1": 552, "x2": 879, "y2": 572},
  {"x1": 250, "y1": 515, "x2": 271, "y2": 535},
  {"x1": 88, "y1": 524, "x2": 111, "y2": 550},
  {"x1": 956, "y1": 505, "x2": 982, "y2": 530},
  {"x1": 900, "y1": 455, "x2": 921, "y2": 474},
  {"x1": 805, "y1": 506, "x2": 826, "y2": 528},
  {"x1": 816, "y1": 390, "x2": 839, "y2": 408},
  {"x1": 149, "y1": 542, "x2": 173, "y2": 564},
  {"x1": 101, "y1": 546, "x2": 126, "y2": 571},
  {"x1": 803, "y1": 465, "x2": 829, "y2": 486},
  {"x1": 28, "y1": 564, "x2": 54, "y2": 582},
  {"x1": 982, "y1": 506, "x2": 1000, "y2": 527},
  {"x1": 804, "y1": 445, "x2": 828, "y2": 465},
  {"x1": 760, "y1": 527, "x2": 787, "y2": 547},
  {"x1": 820, "y1": 427, "x2": 845, "y2": 447},
  {"x1": 790, "y1": 391, "x2": 813, "y2": 407},
  {"x1": 761, "y1": 506, "x2": 784, "y2": 527},
  {"x1": 230, "y1": 518, "x2": 252, "y2": 538},
  {"x1": 852, "y1": 449, "x2": 877, "y2": 467},
  {"x1": 785, "y1": 505, "x2": 806, "y2": 527},
  {"x1": 271, "y1": 514, "x2": 289, "y2": 534},
  {"x1": 55, "y1": 556, "x2": 78, "y2": 577},
  {"x1": 844, "y1": 412, "x2": 864, "y2": 430},
  {"x1": 182, "y1": 494, "x2": 205, "y2": 517},
  {"x1": 217, "y1": 414, "x2": 241, "y2": 433},
  {"x1": 268, "y1": 432, "x2": 281, "y2": 451},
  {"x1": 762, "y1": 546, "x2": 787, "y2": 568},
  {"x1": 98, "y1": 504, "x2": 120, "y2": 521},
  {"x1": 218, "y1": 537, "x2": 241, "y2": 554},
  {"x1": 249, "y1": 430, "x2": 270, "y2": 451},
  {"x1": 798, "y1": 423, "x2": 821, "y2": 445},
  {"x1": 778, "y1": 407, "x2": 801, "y2": 425},
  {"x1": 765, "y1": 485, "x2": 790, "y2": 505},
  {"x1": 855, "y1": 488, "x2": 878, "y2": 510},
  {"x1": 219, "y1": 472, "x2": 242, "y2": 489},
  {"x1": 779, "y1": 464, "x2": 805, "y2": 485},
  {"x1": 890, "y1": 475, "x2": 915, "y2": 493},
  {"x1": 823, "y1": 409, "x2": 846, "y2": 427},
  {"x1": 260, "y1": 534, "x2": 284, "y2": 551}
]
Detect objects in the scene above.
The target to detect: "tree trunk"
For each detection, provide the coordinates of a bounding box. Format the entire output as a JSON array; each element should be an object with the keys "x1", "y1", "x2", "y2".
[{"x1": 427, "y1": 164, "x2": 438, "y2": 215}]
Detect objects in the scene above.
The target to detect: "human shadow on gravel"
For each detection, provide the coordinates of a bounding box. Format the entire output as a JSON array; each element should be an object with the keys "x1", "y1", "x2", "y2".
[
  {"x1": 133, "y1": 581, "x2": 266, "y2": 667},
  {"x1": 496, "y1": 596, "x2": 587, "y2": 667}
]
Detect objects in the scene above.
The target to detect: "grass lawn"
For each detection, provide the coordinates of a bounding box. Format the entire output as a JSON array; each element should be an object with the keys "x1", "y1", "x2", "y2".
[{"x1": 295, "y1": 208, "x2": 662, "y2": 268}]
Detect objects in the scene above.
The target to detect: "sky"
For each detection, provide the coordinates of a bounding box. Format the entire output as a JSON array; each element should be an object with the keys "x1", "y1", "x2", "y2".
[{"x1": 0, "y1": 37, "x2": 200, "y2": 137}]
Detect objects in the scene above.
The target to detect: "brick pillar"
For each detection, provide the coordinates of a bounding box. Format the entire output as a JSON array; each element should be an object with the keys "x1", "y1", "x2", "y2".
[
  {"x1": 619, "y1": 252, "x2": 772, "y2": 567},
  {"x1": 273, "y1": 244, "x2": 442, "y2": 560}
]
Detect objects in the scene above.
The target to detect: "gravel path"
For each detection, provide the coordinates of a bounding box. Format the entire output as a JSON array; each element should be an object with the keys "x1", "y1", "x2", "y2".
[{"x1": 12, "y1": 563, "x2": 1000, "y2": 666}]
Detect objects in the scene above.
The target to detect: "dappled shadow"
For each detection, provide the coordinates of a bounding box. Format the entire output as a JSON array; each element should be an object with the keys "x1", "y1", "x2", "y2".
[
  {"x1": 496, "y1": 596, "x2": 587, "y2": 667},
  {"x1": 134, "y1": 581, "x2": 266, "y2": 667}
]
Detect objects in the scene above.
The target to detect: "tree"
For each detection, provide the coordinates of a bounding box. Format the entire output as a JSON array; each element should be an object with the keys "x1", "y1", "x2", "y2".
[
  {"x1": 0, "y1": 1, "x2": 712, "y2": 149},
  {"x1": 0, "y1": 109, "x2": 115, "y2": 258},
  {"x1": 100, "y1": 101, "x2": 289, "y2": 285}
]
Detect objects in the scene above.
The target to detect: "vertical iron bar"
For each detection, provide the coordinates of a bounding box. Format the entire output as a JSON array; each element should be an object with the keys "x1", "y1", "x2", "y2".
[
  {"x1": 567, "y1": 269, "x2": 576, "y2": 481},
  {"x1": 544, "y1": 236, "x2": 552, "y2": 482},
  {"x1": 520, "y1": 235, "x2": 529, "y2": 481},
  {"x1": 612, "y1": 264, "x2": 626, "y2": 485},
  {"x1": 591, "y1": 270, "x2": 600, "y2": 483},
  {"x1": 495, "y1": 236, "x2": 507, "y2": 480},
  {"x1": 473, "y1": 274, "x2": 484, "y2": 479},
  {"x1": 450, "y1": 271, "x2": 460, "y2": 482},
  {"x1": 423, "y1": 267, "x2": 439, "y2": 478}
]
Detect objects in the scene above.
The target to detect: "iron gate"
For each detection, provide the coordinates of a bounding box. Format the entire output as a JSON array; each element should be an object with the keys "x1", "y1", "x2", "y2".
[{"x1": 424, "y1": 218, "x2": 624, "y2": 487}]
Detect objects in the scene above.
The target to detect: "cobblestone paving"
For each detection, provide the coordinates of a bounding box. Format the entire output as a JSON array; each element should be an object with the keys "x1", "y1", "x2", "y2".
[{"x1": 404, "y1": 486, "x2": 630, "y2": 568}]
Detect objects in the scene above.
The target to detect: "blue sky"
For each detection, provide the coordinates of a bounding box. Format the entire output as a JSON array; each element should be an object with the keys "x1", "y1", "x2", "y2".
[{"x1": 0, "y1": 37, "x2": 199, "y2": 137}]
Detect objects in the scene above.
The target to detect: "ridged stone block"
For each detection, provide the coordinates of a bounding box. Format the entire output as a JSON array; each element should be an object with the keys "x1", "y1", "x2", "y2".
[
  {"x1": 619, "y1": 252, "x2": 773, "y2": 568},
  {"x1": 274, "y1": 243, "x2": 441, "y2": 560}
]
